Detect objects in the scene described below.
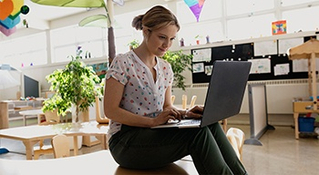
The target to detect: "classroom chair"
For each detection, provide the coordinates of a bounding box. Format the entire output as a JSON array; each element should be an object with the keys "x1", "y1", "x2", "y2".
[
  {"x1": 226, "y1": 127, "x2": 245, "y2": 161},
  {"x1": 33, "y1": 110, "x2": 60, "y2": 159},
  {"x1": 51, "y1": 134, "x2": 70, "y2": 158}
]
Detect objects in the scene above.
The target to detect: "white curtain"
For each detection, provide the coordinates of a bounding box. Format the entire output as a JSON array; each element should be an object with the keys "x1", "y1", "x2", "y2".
[{"x1": 0, "y1": 70, "x2": 20, "y2": 90}]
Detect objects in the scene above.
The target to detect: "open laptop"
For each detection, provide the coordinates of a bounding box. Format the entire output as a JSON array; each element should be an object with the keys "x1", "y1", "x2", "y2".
[{"x1": 151, "y1": 60, "x2": 251, "y2": 129}]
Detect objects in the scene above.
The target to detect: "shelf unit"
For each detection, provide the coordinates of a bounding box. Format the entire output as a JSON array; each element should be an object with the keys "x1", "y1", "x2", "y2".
[
  {"x1": 0, "y1": 100, "x2": 43, "y2": 129},
  {"x1": 289, "y1": 38, "x2": 319, "y2": 139}
]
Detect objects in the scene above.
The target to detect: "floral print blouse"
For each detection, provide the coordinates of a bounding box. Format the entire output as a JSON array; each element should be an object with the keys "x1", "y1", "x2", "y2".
[{"x1": 106, "y1": 50, "x2": 174, "y2": 136}]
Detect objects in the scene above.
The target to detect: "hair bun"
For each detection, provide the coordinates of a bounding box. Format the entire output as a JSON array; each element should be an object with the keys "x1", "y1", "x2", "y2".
[{"x1": 132, "y1": 15, "x2": 144, "y2": 30}]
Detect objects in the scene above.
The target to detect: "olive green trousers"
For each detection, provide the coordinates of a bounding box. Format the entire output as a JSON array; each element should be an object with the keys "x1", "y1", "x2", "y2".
[{"x1": 109, "y1": 122, "x2": 248, "y2": 175}]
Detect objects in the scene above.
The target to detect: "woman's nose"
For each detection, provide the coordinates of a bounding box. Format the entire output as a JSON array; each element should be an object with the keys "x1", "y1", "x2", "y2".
[{"x1": 163, "y1": 39, "x2": 170, "y2": 48}]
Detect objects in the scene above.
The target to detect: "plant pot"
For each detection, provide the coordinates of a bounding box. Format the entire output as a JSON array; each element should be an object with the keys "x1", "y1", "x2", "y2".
[
  {"x1": 44, "y1": 110, "x2": 60, "y2": 123},
  {"x1": 71, "y1": 105, "x2": 86, "y2": 123},
  {"x1": 68, "y1": 136, "x2": 83, "y2": 150}
]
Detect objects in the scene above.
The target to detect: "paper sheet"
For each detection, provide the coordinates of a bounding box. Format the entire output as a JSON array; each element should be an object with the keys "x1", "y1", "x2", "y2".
[
  {"x1": 192, "y1": 48, "x2": 212, "y2": 62},
  {"x1": 193, "y1": 63, "x2": 204, "y2": 73},
  {"x1": 248, "y1": 59, "x2": 271, "y2": 74},
  {"x1": 254, "y1": 40, "x2": 277, "y2": 56},
  {"x1": 274, "y1": 63, "x2": 290, "y2": 76}
]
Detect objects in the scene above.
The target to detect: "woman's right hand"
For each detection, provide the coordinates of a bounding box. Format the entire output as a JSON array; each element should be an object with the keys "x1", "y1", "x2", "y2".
[{"x1": 152, "y1": 108, "x2": 182, "y2": 126}]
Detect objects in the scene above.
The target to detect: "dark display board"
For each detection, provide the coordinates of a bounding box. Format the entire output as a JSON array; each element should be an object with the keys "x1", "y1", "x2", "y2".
[
  {"x1": 192, "y1": 43, "x2": 253, "y2": 83},
  {"x1": 191, "y1": 36, "x2": 316, "y2": 83},
  {"x1": 24, "y1": 75, "x2": 39, "y2": 98}
]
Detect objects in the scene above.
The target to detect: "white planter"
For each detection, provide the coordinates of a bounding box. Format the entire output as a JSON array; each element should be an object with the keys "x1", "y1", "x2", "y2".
[{"x1": 68, "y1": 136, "x2": 83, "y2": 150}]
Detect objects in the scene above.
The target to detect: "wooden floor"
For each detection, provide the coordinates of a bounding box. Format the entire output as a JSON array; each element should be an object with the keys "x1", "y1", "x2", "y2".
[{"x1": 1, "y1": 116, "x2": 319, "y2": 175}]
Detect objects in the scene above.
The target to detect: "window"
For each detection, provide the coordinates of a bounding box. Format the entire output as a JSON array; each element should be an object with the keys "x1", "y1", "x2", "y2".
[
  {"x1": 0, "y1": 32, "x2": 47, "y2": 68},
  {"x1": 50, "y1": 25, "x2": 106, "y2": 63},
  {"x1": 113, "y1": 7, "x2": 154, "y2": 54},
  {"x1": 178, "y1": 21, "x2": 223, "y2": 46},
  {"x1": 281, "y1": 0, "x2": 319, "y2": 7},
  {"x1": 282, "y1": 6, "x2": 319, "y2": 33},
  {"x1": 226, "y1": 0, "x2": 274, "y2": 16},
  {"x1": 227, "y1": 14, "x2": 276, "y2": 40},
  {"x1": 177, "y1": 0, "x2": 224, "y2": 44}
]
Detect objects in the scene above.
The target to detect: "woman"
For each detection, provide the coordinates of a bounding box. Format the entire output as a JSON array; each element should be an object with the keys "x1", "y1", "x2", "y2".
[{"x1": 104, "y1": 5, "x2": 247, "y2": 175}]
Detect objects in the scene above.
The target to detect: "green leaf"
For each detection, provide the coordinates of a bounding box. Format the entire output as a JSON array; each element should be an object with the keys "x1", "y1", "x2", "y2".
[
  {"x1": 31, "y1": 0, "x2": 105, "y2": 8},
  {"x1": 79, "y1": 14, "x2": 109, "y2": 28}
]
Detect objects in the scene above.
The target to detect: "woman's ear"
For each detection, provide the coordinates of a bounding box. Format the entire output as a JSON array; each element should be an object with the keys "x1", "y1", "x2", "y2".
[{"x1": 143, "y1": 28, "x2": 151, "y2": 37}]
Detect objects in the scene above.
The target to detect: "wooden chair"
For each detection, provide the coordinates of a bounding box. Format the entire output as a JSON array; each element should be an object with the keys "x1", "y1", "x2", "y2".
[
  {"x1": 181, "y1": 95, "x2": 197, "y2": 109},
  {"x1": 171, "y1": 95, "x2": 176, "y2": 104},
  {"x1": 51, "y1": 134, "x2": 70, "y2": 158},
  {"x1": 95, "y1": 96, "x2": 109, "y2": 124},
  {"x1": 226, "y1": 127, "x2": 245, "y2": 161},
  {"x1": 182, "y1": 94, "x2": 187, "y2": 109},
  {"x1": 189, "y1": 95, "x2": 197, "y2": 108},
  {"x1": 33, "y1": 110, "x2": 60, "y2": 159}
]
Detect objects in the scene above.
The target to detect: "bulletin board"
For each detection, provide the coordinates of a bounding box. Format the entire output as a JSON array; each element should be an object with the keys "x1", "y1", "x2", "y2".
[
  {"x1": 191, "y1": 36, "x2": 316, "y2": 84},
  {"x1": 191, "y1": 43, "x2": 253, "y2": 83}
]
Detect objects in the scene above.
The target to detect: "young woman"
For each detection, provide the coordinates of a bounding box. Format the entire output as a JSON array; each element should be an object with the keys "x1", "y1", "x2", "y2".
[{"x1": 104, "y1": 5, "x2": 248, "y2": 175}]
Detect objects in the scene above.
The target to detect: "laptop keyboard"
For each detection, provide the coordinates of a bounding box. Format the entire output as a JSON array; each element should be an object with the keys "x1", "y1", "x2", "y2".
[{"x1": 177, "y1": 119, "x2": 201, "y2": 126}]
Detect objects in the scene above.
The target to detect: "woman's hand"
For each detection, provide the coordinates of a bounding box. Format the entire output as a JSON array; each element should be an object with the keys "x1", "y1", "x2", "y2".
[
  {"x1": 185, "y1": 105, "x2": 203, "y2": 119},
  {"x1": 152, "y1": 108, "x2": 182, "y2": 126}
]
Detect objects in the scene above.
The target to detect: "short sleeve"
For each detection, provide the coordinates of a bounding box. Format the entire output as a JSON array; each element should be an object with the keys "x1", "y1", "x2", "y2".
[{"x1": 106, "y1": 54, "x2": 129, "y2": 85}]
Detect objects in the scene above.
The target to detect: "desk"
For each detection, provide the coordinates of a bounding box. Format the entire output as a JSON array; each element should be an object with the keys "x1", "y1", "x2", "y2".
[
  {"x1": 0, "y1": 150, "x2": 197, "y2": 175},
  {"x1": 19, "y1": 109, "x2": 44, "y2": 126},
  {"x1": 0, "y1": 121, "x2": 109, "y2": 160}
]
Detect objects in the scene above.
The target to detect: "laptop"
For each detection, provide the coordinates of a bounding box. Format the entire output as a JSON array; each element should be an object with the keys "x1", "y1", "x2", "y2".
[{"x1": 151, "y1": 60, "x2": 251, "y2": 129}]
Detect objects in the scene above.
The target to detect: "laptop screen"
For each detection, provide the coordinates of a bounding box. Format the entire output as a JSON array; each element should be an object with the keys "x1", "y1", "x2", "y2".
[{"x1": 200, "y1": 61, "x2": 251, "y2": 127}]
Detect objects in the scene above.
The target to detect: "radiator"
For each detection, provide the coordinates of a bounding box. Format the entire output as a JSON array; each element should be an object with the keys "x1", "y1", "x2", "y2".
[{"x1": 172, "y1": 79, "x2": 314, "y2": 114}]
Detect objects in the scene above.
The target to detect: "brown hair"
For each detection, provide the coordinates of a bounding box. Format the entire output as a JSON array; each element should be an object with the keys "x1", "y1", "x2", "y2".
[{"x1": 132, "y1": 5, "x2": 180, "y2": 32}]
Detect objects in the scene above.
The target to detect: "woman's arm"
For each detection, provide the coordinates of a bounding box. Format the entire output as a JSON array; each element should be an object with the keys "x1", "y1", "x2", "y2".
[{"x1": 104, "y1": 78, "x2": 178, "y2": 127}]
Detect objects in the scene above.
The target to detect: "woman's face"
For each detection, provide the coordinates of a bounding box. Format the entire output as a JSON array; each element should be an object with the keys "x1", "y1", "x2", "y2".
[{"x1": 145, "y1": 25, "x2": 178, "y2": 57}]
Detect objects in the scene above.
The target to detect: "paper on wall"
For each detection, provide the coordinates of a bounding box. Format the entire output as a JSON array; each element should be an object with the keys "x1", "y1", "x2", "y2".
[{"x1": 274, "y1": 63, "x2": 290, "y2": 76}]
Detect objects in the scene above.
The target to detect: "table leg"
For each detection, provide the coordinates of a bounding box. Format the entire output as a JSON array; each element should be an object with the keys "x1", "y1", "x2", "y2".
[
  {"x1": 37, "y1": 114, "x2": 41, "y2": 125},
  {"x1": 23, "y1": 115, "x2": 27, "y2": 126},
  {"x1": 73, "y1": 136, "x2": 78, "y2": 156},
  {"x1": 294, "y1": 113, "x2": 299, "y2": 139},
  {"x1": 22, "y1": 140, "x2": 39, "y2": 160},
  {"x1": 96, "y1": 134, "x2": 108, "y2": 150}
]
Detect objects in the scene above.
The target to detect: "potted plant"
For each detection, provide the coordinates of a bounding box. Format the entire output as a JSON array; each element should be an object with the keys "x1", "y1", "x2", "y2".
[
  {"x1": 42, "y1": 46, "x2": 103, "y2": 123},
  {"x1": 195, "y1": 35, "x2": 202, "y2": 45},
  {"x1": 128, "y1": 39, "x2": 140, "y2": 50},
  {"x1": 161, "y1": 50, "x2": 193, "y2": 90},
  {"x1": 125, "y1": 41, "x2": 192, "y2": 90}
]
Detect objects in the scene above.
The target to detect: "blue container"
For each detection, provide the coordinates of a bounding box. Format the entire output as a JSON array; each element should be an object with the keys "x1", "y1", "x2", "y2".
[{"x1": 298, "y1": 117, "x2": 315, "y2": 132}]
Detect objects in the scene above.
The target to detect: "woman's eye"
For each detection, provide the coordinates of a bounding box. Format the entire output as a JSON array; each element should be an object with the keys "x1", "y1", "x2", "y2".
[{"x1": 159, "y1": 36, "x2": 166, "y2": 39}]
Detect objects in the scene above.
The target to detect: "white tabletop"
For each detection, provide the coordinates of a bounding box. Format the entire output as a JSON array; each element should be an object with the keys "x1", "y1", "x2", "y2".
[
  {"x1": 0, "y1": 150, "x2": 112, "y2": 175},
  {"x1": 0, "y1": 121, "x2": 109, "y2": 140},
  {"x1": 18, "y1": 109, "x2": 43, "y2": 115},
  {"x1": 0, "y1": 150, "x2": 197, "y2": 175}
]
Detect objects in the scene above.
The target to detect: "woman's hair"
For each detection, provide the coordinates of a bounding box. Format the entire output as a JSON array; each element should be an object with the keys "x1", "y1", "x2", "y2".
[{"x1": 132, "y1": 5, "x2": 180, "y2": 32}]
